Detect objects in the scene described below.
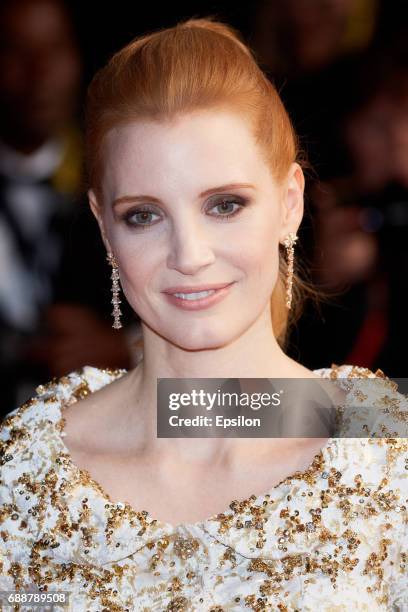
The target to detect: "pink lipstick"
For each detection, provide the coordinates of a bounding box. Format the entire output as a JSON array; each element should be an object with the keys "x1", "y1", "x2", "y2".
[{"x1": 162, "y1": 282, "x2": 235, "y2": 311}]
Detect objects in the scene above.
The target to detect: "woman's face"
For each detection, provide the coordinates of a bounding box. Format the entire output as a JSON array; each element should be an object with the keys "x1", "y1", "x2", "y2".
[{"x1": 89, "y1": 109, "x2": 304, "y2": 350}]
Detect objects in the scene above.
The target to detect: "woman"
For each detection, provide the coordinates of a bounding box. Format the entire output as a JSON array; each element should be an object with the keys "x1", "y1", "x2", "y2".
[{"x1": 0, "y1": 17, "x2": 406, "y2": 611}]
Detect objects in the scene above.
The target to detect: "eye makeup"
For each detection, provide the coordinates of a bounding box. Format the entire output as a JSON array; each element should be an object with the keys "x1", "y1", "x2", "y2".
[{"x1": 120, "y1": 195, "x2": 251, "y2": 230}]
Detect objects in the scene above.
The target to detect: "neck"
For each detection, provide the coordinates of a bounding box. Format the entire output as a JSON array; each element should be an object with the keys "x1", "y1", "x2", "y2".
[
  {"x1": 121, "y1": 308, "x2": 303, "y2": 466},
  {"x1": 137, "y1": 305, "x2": 292, "y2": 382}
]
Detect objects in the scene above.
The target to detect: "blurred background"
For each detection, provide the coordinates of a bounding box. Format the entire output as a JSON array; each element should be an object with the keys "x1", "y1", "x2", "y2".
[{"x1": 1, "y1": 0, "x2": 407, "y2": 417}]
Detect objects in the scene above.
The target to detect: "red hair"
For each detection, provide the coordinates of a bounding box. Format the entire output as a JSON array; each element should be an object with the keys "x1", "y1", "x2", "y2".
[{"x1": 85, "y1": 16, "x2": 317, "y2": 346}]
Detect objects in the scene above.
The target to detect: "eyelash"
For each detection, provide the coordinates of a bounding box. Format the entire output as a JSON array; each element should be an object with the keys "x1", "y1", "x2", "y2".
[{"x1": 121, "y1": 197, "x2": 248, "y2": 230}]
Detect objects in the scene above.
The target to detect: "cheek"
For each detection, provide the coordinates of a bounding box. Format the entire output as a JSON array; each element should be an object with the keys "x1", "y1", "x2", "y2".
[
  {"x1": 234, "y1": 219, "x2": 280, "y2": 283},
  {"x1": 109, "y1": 237, "x2": 157, "y2": 305},
  {"x1": 243, "y1": 242, "x2": 280, "y2": 292}
]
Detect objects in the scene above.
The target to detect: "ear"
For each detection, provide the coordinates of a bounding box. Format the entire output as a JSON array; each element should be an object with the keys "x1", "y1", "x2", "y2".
[
  {"x1": 88, "y1": 188, "x2": 112, "y2": 253},
  {"x1": 279, "y1": 163, "x2": 305, "y2": 242}
]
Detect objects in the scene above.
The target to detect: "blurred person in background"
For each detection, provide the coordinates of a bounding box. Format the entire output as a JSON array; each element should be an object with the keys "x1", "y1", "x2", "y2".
[
  {"x1": 250, "y1": 0, "x2": 380, "y2": 179},
  {"x1": 0, "y1": 0, "x2": 137, "y2": 415},
  {"x1": 295, "y1": 48, "x2": 408, "y2": 376},
  {"x1": 251, "y1": 0, "x2": 408, "y2": 376}
]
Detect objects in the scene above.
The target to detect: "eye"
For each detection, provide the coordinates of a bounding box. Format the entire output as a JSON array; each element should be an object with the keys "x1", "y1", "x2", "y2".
[
  {"x1": 121, "y1": 196, "x2": 248, "y2": 229},
  {"x1": 122, "y1": 207, "x2": 161, "y2": 229},
  {"x1": 207, "y1": 197, "x2": 247, "y2": 220}
]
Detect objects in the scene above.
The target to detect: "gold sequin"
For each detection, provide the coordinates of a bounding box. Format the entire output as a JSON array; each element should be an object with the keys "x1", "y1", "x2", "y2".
[
  {"x1": 0, "y1": 363, "x2": 407, "y2": 610},
  {"x1": 173, "y1": 536, "x2": 200, "y2": 560}
]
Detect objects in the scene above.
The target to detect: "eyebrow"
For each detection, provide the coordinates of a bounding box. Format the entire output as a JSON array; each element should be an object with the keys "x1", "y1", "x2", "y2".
[{"x1": 112, "y1": 183, "x2": 256, "y2": 207}]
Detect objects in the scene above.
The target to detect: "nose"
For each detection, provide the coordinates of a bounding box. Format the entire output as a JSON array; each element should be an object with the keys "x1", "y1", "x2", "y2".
[{"x1": 166, "y1": 218, "x2": 216, "y2": 274}]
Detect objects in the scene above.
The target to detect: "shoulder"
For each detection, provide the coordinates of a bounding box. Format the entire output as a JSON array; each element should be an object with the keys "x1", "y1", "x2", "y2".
[
  {"x1": 0, "y1": 375, "x2": 66, "y2": 575},
  {"x1": 344, "y1": 363, "x2": 406, "y2": 433},
  {"x1": 314, "y1": 363, "x2": 386, "y2": 379},
  {"x1": 0, "y1": 365, "x2": 127, "y2": 487},
  {"x1": 0, "y1": 384, "x2": 58, "y2": 474},
  {"x1": 316, "y1": 363, "x2": 407, "y2": 486},
  {"x1": 328, "y1": 363, "x2": 407, "y2": 433},
  {"x1": 0, "y1": 366, "x2": 127, "y2": 573}
]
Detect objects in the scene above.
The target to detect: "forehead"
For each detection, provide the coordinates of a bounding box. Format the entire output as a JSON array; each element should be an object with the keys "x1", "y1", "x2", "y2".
[{"x1": 101, "y1": 109, "x2": 273, "y2": 195}]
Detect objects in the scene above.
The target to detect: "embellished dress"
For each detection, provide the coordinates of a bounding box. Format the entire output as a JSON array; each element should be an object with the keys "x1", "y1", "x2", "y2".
[{"x1": 0, "y1": 364, "x2": 407, "y2": 611}]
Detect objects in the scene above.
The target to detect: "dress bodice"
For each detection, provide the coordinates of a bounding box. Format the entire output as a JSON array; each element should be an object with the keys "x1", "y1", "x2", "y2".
[{"x1": 0, "y1": 364, "x2": 407, "y2": 610}]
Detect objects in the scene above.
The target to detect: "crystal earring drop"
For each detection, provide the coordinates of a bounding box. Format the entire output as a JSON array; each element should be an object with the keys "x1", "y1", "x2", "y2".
[
  {"x1": 282, "y1": 233, "x2": 298, "y2": 310},
  {"x1": 106, "y1": 251, "x2": 123, "y2": 329}
]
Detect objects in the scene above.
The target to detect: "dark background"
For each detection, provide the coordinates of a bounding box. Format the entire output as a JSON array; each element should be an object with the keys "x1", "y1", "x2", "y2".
[{"x1": 1, "y1": 0, "x2": 408, "y2": 415}]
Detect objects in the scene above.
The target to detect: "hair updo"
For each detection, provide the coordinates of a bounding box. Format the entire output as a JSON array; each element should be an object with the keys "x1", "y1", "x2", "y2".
[{"x1": 85, "y1": 16, "x2": 320, "y2": 348}]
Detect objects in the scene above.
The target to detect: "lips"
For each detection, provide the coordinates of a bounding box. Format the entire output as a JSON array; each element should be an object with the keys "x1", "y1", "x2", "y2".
[
  {"x1": 163, "y1": 282, "x2": 233, "y2": 295},
  {"x1": 163, "y1": 282, "x2": 235, "y2": 310}
]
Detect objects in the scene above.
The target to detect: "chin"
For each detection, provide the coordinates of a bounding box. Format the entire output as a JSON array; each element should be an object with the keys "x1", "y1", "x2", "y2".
[{"x1": 167, "y1": 327, "x2": 233, "y2": 352}]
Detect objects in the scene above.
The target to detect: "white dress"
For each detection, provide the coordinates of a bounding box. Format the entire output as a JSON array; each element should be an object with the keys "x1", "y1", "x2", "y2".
[{"x1": 0, "y1": 364, "x2": 407, "y2": 611}]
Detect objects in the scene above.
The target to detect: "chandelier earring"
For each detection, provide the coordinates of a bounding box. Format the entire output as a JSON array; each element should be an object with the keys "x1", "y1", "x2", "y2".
[
  {"x1": 282, "y1": 232, "x2": 298, "y2": 310},
  {"x1": 106, "y1": 251, "x2": 123, "y2": 329}
]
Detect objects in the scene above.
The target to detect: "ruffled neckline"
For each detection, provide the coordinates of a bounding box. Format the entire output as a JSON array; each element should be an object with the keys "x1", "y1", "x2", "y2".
[
  {"x1": 10, "y1": 362, "x2": 397, "y2": 565},
  {"x1": 49, "y1": 365, "x2": 338, "y2": 532}
]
